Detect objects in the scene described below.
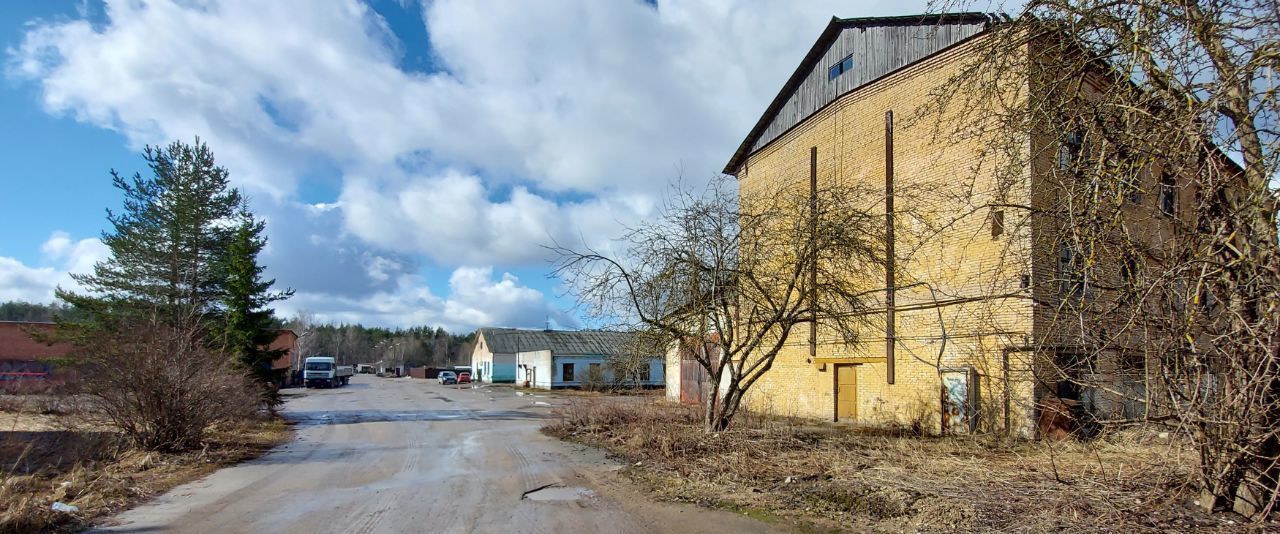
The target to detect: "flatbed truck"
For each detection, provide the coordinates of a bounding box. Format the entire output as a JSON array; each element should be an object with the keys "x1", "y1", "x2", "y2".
[{"x1": 304, "y1": 356, "x2": 353, "y2": 388}]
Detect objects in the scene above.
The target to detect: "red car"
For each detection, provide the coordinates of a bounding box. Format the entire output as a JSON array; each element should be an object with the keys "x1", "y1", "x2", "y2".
[{"x1": 458, "y1": 372, "x2": 472, "y2": 384}]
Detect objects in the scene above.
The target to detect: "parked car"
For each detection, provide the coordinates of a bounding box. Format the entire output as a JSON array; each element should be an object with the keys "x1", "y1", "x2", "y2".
[
  {"x1": 438, "y1": 371, "x2": 457, "y2": 385},
  {"x1": 458, "y1": 372, "x2": 471, "y2": 384}
]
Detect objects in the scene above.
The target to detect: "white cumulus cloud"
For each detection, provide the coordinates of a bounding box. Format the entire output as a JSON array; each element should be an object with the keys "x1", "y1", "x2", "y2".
[
  {"x1": 8, "y1": 0, "x2": 940, "y2": 326},
  {"x1": 277, "y1": 265, "x2": 571, "y2": 331},
  {"x1": 0, "y1": 231, "x2": 108, "y2": 303}
]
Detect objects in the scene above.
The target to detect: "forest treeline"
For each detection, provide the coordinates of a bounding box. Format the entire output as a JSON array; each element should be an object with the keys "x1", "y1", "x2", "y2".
[
  {"x1": 0, "y1": 301, "x2": 87, "y2": 323},
  {"x1": 290, "y1": 321, "x2": 475, "y2": 369}
]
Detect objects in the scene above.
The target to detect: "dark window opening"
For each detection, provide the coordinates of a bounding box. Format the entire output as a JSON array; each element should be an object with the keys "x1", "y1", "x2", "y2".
[
  {"x1": 1058, "y1": 243, "x2": 1088, "y2": 301},
  {"x1": 1126, "y1": 174, "x2": 1144, "y2": 204},
  {"x1": 990, "y1": 209, "x2": 1005, "y2": 239},
  {"x1": 1123, "y1": 169, "x2": 1145, "y2": 204},
  {"x1": 1159, "y1": 173, "x2": 1177, "y2": 216},
  {"x1": 1195, "y1": 190, "x2": 1215, "y2": 234},
  {"x1": 1057, "y1": 130, "x2": 1083, "y2": 170},
  {"x1": 828, "y1": 54, "x2": 853, "y2": 80},
  {"x1": 1053, "y1": 352, "x2": 1094, "y2": 400},
  {"x1": 1056, "y1": 379, "x2": 1082, "y2": 401},
  {"x1": 1118, "y1": 352, "x2": 1145, "y2": 373},
  {"x1": 1197, "y1": 213, "x2": 1212, "y2": 233},
  {"x1": 561, "y1": 362, "x2": 574, "y2": 382},
  {"x1": 639, "y1": 364, "x2": 651, "y2": 381},
  {"x1": 1121, "y1": 255, "x2": 1138, "y2": 287}
]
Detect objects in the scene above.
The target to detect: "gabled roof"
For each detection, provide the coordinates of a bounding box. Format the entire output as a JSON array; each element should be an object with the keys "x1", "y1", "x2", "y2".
[
  {"x1": 723, "y1": 12, "x2": 1005, "y2": 175},
  {"x1": 478, "y1": 328, "x2": 635, "y2": 356}
]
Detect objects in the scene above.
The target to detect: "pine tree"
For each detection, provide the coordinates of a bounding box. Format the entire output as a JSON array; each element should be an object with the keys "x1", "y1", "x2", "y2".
[
  {"x1": 58, "y1": 138, "x2": 243, "y2": 326},
  {"x1": 50, "y1": 139, "x2": 296, "y2": 447},
  {"x1": 218, "y1": 206, "x2": 293, "y2": 394}
]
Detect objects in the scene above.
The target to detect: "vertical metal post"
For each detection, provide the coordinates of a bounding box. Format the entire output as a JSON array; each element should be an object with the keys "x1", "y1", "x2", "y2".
[
  {"x1": 885, "y1": 111, "x2": 896, "y2": 385},
  {"x1": 1002, "y1": 349, "x2": 1012, "y2": 436},
  {"x1": 810, "y1": 146, "x2": 818, "y2": 359}
]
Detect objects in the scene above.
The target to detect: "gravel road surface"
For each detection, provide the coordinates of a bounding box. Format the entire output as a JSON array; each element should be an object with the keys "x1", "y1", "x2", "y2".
[{"x1": 93, "y1": 375, "x2": 775, "y2": 533}]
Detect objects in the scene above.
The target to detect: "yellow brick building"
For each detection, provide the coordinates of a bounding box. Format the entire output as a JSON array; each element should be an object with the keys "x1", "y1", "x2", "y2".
[{"x1": 720, "y1": 13, "x2": 1060, "y2": 436}]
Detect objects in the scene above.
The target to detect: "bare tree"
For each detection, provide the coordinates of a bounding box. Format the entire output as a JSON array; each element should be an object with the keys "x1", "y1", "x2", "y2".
[
  {"x1": 286, "y1": 310, "x2": 317, "y2": 369},
  {"x1": 554, "y1": 176, "x2": 890, "y2": 431},
  {"x1": 928, "y1": 0, "x2": 1280, "y2": 517}
]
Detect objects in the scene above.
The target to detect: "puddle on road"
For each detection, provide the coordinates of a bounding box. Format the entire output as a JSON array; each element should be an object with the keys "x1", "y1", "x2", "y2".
[
  {"x1": 287, "y1": 409, "x2": 547, "y2": 426},
  {"x1": 523, "y1": 485, "x2": 595, "y2": 502}
]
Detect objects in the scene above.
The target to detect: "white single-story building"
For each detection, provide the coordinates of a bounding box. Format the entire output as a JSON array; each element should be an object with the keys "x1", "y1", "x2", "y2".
[
  {"x1": 473, "y1": 328, "x2": 663, "y2": 390},
  {"x1": 471, "y1": 328, "x2": 519, "y2": 383}
]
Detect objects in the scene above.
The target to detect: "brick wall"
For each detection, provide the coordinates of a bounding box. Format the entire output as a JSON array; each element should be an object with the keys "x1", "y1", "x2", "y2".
[
  {"x1": 0, "y1": 322, "x2": 72, "y2": 359},
  {"x1": 267, "y1": 329, "x2": 298, "y2": 371},
  {"x1": 734, "y1": 34, "x2": 1040, "y2": 435}
]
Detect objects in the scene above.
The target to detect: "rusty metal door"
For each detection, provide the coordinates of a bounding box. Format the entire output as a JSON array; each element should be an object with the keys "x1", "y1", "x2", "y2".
[
  {"x1": 680, "y1": 359, "x2": 705, "y2": 405},
  {"x1": 836, "y1": 365, "x2": 857, "y2": 420},
  {"x1": 942, "y1": 367, "x2": 979, "y2": 433}
]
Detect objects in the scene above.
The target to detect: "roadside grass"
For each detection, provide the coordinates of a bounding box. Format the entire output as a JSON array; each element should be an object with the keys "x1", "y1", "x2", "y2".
[
  {"x1": 0, "y1": 397, "x2": 290, "y2": 534},
  {"x1": 543, "y1": 398, "x2": 1253, "y2": 533}
]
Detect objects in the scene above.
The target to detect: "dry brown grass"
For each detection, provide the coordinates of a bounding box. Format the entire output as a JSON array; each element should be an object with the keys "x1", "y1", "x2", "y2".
[
  {"x1": 545, "y1": 398, "x2": 1263, "y2": 533},
  {"x1": 0, "y1": 409, "x2": 289, "y2": 533},
  {"x1": 512, "y1": 385, "x2": 665, "y2": 399}
]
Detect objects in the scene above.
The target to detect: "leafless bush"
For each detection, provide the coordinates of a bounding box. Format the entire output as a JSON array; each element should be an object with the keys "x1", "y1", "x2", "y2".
[
  {"x1": 77, "y1": 312, "x2": 259, "y2": 452},
  {"x1": 547, "y1": 398, "x2": 715, "y2": 458},
  {"x1": 580, "y1": 365, "x2": 609, "y2": 392},
  {"x1": 550, "y1": 398, "x2": 646, "y2": 430}
]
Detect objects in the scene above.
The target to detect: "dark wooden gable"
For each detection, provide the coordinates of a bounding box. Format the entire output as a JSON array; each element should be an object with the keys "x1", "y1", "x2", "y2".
[{"x1": 724, "y1": 13, "x2": 999, "y2": 175}]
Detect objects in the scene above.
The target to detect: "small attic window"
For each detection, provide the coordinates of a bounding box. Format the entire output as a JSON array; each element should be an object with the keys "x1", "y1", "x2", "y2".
[{"x1": 828, "y1": 54, "x2": 853, "y2": 80}]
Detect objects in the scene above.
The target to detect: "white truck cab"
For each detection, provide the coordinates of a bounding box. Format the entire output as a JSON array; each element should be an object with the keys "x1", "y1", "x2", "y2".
[{"x1": 304, "y1": 356, "x2": 353, "y2": 388}]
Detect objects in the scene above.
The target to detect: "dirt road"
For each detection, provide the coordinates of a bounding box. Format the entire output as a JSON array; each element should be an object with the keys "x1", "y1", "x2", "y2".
[{"x1": 94, "y1": 375, "x2": 775, "y2": 533}]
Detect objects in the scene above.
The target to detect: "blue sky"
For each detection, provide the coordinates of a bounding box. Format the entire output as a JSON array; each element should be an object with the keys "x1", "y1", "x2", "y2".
[{"x1": 0, "y1": 0, "x2": 948, "y2": 331}]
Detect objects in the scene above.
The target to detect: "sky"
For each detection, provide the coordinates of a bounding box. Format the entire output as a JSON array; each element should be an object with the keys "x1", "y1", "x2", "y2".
[{"x1": 0, "y1": 0, "x2": 971, "y2": 332}]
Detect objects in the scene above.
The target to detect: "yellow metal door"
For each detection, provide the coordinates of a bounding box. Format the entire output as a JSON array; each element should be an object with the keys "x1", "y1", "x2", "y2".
[{"x1": 836, "y1": 365, "x2": 857, "y2": 420}]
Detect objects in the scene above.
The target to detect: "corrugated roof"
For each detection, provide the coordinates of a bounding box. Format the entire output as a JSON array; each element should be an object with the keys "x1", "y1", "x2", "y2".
[
  {"x1": 478, "y1": 328, "x2": 635, "y2": 356},
  {"x1": 722, "y1": 12, "x2": 1005, "y2": 175}
]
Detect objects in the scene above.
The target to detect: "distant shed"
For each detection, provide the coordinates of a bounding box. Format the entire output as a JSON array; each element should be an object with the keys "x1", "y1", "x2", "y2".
[{"x1": 471, "y1": 328, "x2": 663, "y2": 390}]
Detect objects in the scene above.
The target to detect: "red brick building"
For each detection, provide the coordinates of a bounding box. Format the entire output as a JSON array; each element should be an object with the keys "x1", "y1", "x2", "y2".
[
  {"x1": 0, "y1": 321, "x2": 74, "y2": 381},
  {"x1": 0, "y1": 322, "x2": 71, "y2": 358},
  {"x1": 1, "y1": 323, "x2": 301, "y2": 387},
  {"x1": 267, "y1": 329, "x2": 299, "y2": 386}
]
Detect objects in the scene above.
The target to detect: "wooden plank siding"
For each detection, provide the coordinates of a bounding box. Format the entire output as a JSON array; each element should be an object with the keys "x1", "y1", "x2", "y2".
[{"x1": 749, "y1": 21, "x2": 986, "y2": 155}]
